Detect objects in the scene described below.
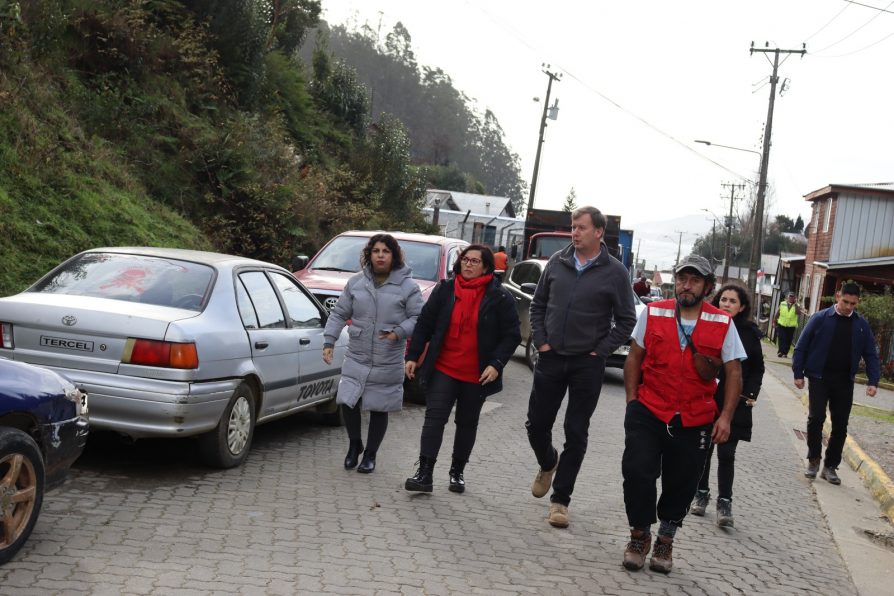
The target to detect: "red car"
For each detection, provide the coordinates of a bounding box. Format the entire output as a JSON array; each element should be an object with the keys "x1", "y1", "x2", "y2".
[
  {"x1": 293, "y1": 231, "x2": 468, "y2": 308},
  {"x1": 293, "y1": 231, "x2": 469, "y2": 402}
]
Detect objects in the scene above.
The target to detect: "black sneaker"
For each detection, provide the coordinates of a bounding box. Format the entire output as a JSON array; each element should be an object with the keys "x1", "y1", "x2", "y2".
[
  {"x1": 716, "y1": 498, "x2": 734, "y2": 528},
  {"x1": 820, "y1": 467, "x2": 841, "y2": 485},
  {"x1": 690, "y1": 490, "x2": 709, "y2": 516}
]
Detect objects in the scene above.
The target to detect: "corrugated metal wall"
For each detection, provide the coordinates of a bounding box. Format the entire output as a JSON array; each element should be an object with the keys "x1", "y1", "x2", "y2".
[{"x1": 830, "y1": 193, "x2": 894, "y2": 262}]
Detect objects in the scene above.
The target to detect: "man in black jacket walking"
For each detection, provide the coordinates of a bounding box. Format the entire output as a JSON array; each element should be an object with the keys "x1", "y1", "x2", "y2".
[{"x1": 526, "y1": 206, "x2": 637, "y2": 528}]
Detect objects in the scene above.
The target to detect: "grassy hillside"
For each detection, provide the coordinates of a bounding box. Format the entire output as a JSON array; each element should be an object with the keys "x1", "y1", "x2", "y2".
[{"x1": 0, "y1": 60, "x2": 210, "y2": 295}]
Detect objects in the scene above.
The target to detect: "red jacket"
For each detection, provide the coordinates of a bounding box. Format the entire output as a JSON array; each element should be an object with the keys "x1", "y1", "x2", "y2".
[{"x1": 637, "y1": 299, "x2": 732, "y2": 426}]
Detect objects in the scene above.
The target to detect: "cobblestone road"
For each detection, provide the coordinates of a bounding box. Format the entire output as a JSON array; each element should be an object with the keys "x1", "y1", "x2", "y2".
[{"x1": 2, "y1": 351, "x2": 859, "y2": 595}]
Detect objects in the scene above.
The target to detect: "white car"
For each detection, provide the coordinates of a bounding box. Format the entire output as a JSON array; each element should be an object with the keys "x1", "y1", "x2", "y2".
[{"x1": 0, "y1": 247, "x2": 348, "y2": 468}]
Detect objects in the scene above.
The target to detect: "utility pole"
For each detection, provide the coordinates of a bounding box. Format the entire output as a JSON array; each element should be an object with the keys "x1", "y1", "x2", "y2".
[
  {"x1": 747, "y1": 42, "x2": 806, "y2": 313},
  {"x1": 673, "y1": 231, "x2": 684, "y2": 266},
  {"x1": 720, "y1": 182, "x2": 744, "y2": 283},
  {"x1": 527, "y1": 66, "x2": 562, "y2": 212}
]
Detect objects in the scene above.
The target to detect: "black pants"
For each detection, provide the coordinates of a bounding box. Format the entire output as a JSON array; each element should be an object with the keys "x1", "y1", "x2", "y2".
[
  {"x1": 342, "y1": 401, "x2": 388, "y2": 455},
  {"x1": 526, "y1": 351, "x2": 605, "y2": 506},
  {"x1": 419, "y1": 369, "x2": 487, "y2": 464},
  {"x1": 622, "y1": 400, "x2": 712, "y2": 529},
  {"x1": 777, "y1": 325, "x2": 796, "y2": 356},
  {"x1": 806, "y1": 374, "x2": 854, "y2": 469},
  {"x1": 697, "y1": 439, "x2": 739, "y2": 500}
]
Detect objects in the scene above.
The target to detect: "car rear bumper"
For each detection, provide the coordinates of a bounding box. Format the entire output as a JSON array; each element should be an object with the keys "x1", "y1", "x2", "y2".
[{"x1": 30, "y1": 366, "x2": 239, "y2": 440}]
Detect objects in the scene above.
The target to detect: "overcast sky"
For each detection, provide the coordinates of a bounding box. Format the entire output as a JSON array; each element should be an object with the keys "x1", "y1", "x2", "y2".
[{"x1": 322, "y1": 0, "x2": 893, "y2": 268}]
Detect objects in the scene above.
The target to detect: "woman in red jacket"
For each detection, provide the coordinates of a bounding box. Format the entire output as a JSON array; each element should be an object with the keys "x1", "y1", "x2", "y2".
[{"x1": 404, "y1": 245, "x2": 521, "y2": 493}]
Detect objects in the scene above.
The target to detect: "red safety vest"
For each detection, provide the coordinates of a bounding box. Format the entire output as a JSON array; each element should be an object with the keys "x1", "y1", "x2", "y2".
[{"x1": 637, "y1": 299, "x2": 732, "y2": 427}]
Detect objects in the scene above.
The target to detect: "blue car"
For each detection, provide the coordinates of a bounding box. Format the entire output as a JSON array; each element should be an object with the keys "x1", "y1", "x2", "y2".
[{"x1": 0, "y1": 359, "x2": 89, "y2": 564}]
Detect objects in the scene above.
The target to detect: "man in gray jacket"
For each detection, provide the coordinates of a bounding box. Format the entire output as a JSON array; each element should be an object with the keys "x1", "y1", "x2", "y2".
[{"x1": 526, "y1": 206, "x2": 637, "y2": 528}]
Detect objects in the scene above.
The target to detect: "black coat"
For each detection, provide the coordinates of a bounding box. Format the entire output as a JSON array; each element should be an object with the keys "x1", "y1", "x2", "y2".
[
  {"x1": 407, "y1": 276, "x2": 522, "y2": 397},
  {"x1": 714, "y1": 318, "x2": 765, "y2": 442}
]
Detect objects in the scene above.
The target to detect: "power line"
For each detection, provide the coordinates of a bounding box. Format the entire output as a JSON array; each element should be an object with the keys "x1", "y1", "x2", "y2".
[
  {"x1": 803, "y1": 2, "x2": 852, "y2": 42},
  {"x1": 811, "y1": 0, "x2": 894, "y2": 53},
  {"x1": 844, "y1": 0, "x2": 894, "y2": 15}
]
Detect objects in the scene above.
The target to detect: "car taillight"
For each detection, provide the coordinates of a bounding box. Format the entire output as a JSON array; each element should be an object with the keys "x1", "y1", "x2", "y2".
[
  {"x1": 1, "y1": 322, "x2": 12, "y2": 348},
  {"x1": 123, "y1": 338, "x2": 199, "y2": 369}
]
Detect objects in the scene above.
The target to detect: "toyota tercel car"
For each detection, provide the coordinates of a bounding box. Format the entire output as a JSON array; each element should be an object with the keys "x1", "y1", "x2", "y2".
[
  {"x1": 1, "y1": 359, "x2": 88, "y2": 564},
  {"x1": 0, "y1": 248, "x2": 347, "y2": 468}
]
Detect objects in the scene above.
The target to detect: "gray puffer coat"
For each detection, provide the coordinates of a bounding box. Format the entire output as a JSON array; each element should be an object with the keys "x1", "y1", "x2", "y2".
[{"x1": 323, "y1": 264, "x2": 424, "y2": 412}]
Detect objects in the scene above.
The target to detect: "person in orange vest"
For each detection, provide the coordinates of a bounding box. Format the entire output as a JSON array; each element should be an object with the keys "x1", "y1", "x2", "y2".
[
  {"x1": 493, "y1": 246, "x2": 508, "y2": 277},
  {"x1": 621, "y1": 254, "x2": 745, "y2": 575}
]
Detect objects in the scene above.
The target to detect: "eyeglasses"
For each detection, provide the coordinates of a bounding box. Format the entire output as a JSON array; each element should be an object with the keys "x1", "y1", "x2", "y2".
[{"x1": 461, "y1": 257, "x2": 482, "y2": 266}]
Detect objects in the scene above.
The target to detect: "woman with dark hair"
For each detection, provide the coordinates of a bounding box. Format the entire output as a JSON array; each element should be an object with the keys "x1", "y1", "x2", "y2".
[
  {"x1": 690, "y1": 282, "x2": 765, "y2": 527},
  {"x1": 323, "y1": 233, "x2": 424, "y2": 473},
  {"x1": 404, "y1": 244, "x2": 521, "y2": 493}
]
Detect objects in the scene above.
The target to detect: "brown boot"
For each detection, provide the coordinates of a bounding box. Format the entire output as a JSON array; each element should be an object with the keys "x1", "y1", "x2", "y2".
[
  {"x1": 649, "y1": 536, "x2": 674, "y2": 574},
  {"x1": 622, "y1": 529, "x2": 652, "y2": 571}
]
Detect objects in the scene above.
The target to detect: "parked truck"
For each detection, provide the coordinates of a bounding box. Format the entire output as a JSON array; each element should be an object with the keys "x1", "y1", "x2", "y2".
[{"x1": 520, "y1": 208, "x2": 622, "y2": 260}]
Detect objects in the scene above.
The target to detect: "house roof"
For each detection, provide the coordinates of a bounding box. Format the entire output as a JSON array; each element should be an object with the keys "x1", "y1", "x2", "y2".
[
  {"x1": 425, "y1": 189, "x2": 516, "y2": 218},
  {"x1": 804, "y1": 182, "x2": 894, "y2": 201},
  {"x1": 824, "y1": 256, "x2": 894, "y2": 270}
]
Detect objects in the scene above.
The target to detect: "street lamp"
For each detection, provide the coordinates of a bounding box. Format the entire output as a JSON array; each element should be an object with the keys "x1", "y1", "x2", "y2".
[
  {"x1": 527, "y1": 67, "x2": 561, "y2": 213},
  {"x1": 695, "y1": 139, "x2": 767, "y2": 314}
]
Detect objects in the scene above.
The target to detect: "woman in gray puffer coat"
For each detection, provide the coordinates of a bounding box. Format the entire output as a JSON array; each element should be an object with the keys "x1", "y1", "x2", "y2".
[{"x1": 323, "y1": 234, "x2": 424, "y2": 474}]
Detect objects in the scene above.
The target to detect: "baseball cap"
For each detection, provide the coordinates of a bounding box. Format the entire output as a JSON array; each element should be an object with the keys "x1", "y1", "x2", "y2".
[{"x1": 674, "y1": 254, "x2": 713, "y2": 277}]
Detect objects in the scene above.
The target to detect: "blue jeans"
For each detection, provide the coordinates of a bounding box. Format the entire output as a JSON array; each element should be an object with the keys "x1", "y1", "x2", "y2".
[{"x1": 525, "y1": 351, "x2": 606, "y2": 506}]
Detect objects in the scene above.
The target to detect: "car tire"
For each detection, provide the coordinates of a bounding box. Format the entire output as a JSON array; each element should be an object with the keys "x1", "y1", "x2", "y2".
[
  {"x1": 0, "y1": 427, "x2": 46, "y2": 565},
  {"x1": 403, "y1": 377, "x2": 426, "y2": 405},
  {"x1": 525, "y1": 335, "x2": 539, "y2": 371},
  {"x1": 198, "y1": 381, "x2": 256, "y2": 469}
]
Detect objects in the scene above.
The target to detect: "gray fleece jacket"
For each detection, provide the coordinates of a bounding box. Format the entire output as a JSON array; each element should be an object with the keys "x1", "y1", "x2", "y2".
[{"x1": 529, "y1": 242, "x2": 637, "y2": 357}]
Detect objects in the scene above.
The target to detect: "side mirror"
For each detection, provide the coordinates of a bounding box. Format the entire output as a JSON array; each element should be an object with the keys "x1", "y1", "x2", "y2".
[
  {"x1": 520, "y1": 282, "x2": 537, "y2": 295},
  {"x1": 292, "y1": 255, "x2": 309, "y2": 271}
]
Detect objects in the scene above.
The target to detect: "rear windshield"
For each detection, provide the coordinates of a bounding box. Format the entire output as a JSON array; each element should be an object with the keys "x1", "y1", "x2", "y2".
[
  {"x1": 31, "y1": 253, "x2": 215, "y2": 311},
  {"x1": 312, "y1": 236, "x2": 442, "y2": 282}
]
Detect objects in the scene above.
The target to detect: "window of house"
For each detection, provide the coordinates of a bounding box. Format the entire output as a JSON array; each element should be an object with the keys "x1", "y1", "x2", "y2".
[
  {"x1": 811, "y1": 202, "x2": 819, "y2": 232},
  {"x1": 823, "y1": 197, "x2": 832, "y2": 232}
]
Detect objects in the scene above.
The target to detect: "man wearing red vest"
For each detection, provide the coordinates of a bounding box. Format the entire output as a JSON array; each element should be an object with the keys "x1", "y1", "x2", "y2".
[{"x1": 621, "y1": 255, "x2": 745, "y2": 574}]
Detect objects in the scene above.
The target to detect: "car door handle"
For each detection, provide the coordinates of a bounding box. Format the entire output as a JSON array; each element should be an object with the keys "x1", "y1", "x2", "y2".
[
  {"x1": 299, "y1": 338, "x2": 311, "y2": 345},
  {"x1": 254, "y1": 341, "x2": 269, "y2": 349}
]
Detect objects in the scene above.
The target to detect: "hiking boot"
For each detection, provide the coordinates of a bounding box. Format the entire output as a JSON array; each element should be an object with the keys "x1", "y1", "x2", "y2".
[
  {"x1": 716, "y1": 498, "x2": 734, "y2": 528},
  {"x1": 405, "y1": 456, "x2": 435, "y2": 492},
  {"x1": 820, "y1": 467, "x2": 841, "y2": 485},
  {"x1": 532, "y1": 451, "x2": 558, "y2": 498},
  {"x1": 547, "y1": 503, "x2": 569, "y2": 528},
  {"x1": 649, "y1": 536, "x2": 674, "y2": 574},
  {"x1": 805, "y1": 458, "x2": 821, "y2": 479},
  {"x1": 690, "y1": 490, "x2": 709, "y2": 516},
  {"x1": 622, "y1": 530, "x2": 652, "y2": 571},
  {"x1": 448, "y1": 460, "x2": 466, "y2": 494}
]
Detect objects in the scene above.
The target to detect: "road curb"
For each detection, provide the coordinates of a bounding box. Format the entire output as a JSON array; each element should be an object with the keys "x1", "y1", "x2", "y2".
[{"x1": 796, "y1": 391, "x2": 894, "y2": 523}]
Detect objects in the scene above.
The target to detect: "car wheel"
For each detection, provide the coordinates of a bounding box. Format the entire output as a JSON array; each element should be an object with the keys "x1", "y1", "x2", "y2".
[
  {"x1": 198, "y1": 381, "x2": 256, "y2": 469},
  {"x1": 0, "y1": 428, "x2": 46, "y2": 565},
  {"x1": 403, "y1": 377, "x2": 426, "y2": 405},
  {"x1": 525, "y1": 335, "x2": 539, "y2": 371}
]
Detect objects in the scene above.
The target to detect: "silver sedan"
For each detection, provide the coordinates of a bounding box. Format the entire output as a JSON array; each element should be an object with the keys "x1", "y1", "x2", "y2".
[{"x1": 0, "y1": 247, "x2": 347, "y2": 468}]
